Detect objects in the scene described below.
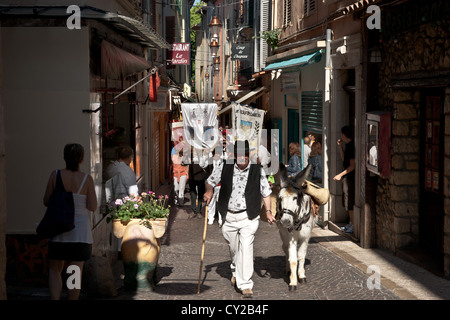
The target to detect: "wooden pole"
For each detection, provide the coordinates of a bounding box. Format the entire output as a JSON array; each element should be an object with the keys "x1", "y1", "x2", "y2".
[{"x1": 197, "y1": 206, "x2": 208, "y2": 294}]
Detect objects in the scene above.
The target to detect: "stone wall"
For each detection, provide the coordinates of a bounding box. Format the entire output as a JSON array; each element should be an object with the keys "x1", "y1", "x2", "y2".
[
  {"x1": 377, "y1": 19, "x2": 450, "y2": 278},
  {"x1": 376, "y1": 90, "x2": 421, "y2": 252}
]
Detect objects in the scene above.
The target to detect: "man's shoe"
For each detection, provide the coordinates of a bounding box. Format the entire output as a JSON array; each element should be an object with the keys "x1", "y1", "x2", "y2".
[{"x1": 242, "y1": 288, "x2": 253, "y2": 298}]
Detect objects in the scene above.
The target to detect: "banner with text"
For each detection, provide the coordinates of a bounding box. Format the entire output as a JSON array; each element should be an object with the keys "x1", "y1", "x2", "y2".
[{"x1": 232, "y1": 103, "x2": 265, "y2": 151}]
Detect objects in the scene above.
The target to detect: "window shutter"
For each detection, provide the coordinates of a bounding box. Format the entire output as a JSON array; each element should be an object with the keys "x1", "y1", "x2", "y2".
[
  {"x1": 284, "y1": 0, "x2": 292, "y2": 26},
  {"x1": 304, "y1": 0, "x2": 316, "y2": 16},
  {"x1": 301, "y1": 91, "x2": 323, "y2": 134},
  {"x1": 260, "y1": 0, "x2": 270, "y2": 70},
  {"x1": 165, "y1": 16, "x2": 175, "y2": 43},
  {"x1": 254, "y1": 0, "x2": 260, "y2": 72}
]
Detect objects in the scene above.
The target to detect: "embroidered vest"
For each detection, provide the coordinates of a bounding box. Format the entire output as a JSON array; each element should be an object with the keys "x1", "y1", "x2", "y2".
[{"x1": 217, "y1": 163, "x2": 262, "y2": 220}]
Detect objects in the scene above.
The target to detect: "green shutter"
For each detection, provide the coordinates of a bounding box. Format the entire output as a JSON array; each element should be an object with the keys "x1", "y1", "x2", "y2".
[{"x1": 301, "y1": 91, "x2": 322, "y2": 134}]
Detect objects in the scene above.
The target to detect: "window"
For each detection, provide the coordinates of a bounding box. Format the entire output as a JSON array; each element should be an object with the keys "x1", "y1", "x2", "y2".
[
  {"x1": 284, "y1": 0, "x2": 292, "y2": 26},
  {"x1": 304, "y1": 0, "x2": 316, "y2": 16}
]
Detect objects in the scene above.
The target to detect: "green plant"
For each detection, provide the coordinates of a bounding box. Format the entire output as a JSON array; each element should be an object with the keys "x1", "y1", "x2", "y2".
[
  {"x1": 106, "y1": 191, "x2": 170, "y2": 223},
  {"x1": 254, "y1": 29, "x2": 281, "y2": 50}
]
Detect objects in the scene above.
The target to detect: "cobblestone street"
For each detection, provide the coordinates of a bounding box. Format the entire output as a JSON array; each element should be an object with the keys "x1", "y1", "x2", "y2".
[{"x1": 108, "y1": 196, "x2": 433, "y2": 301}]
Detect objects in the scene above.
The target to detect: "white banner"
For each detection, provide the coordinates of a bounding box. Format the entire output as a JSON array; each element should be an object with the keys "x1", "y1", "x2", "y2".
[
  {"x1": 181, "y1": 103, "x2": 219, "y2": 150},
  {"x1": 232, "y1": 103, "x2": 265, "y2": 151}
]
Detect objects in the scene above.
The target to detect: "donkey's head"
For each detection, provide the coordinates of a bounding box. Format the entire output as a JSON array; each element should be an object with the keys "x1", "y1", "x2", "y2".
[{"x1": 276, "y1": 164, "x2": 312, "y2": 230}]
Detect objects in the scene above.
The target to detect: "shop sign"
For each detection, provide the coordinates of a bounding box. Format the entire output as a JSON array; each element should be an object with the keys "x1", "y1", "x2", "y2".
[
  {"x1": 231, "y1": 43, "x2": 250, "y2": 60},
  {"x1": 168, "y1": 43, "x2": 190, "y2": 65}
]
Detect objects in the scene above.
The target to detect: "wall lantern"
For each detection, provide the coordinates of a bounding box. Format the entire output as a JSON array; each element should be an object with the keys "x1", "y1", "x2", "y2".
[
  {"x1": 369, "y1": 46, "x2": 382, "y2": 63},
  {"x1": 213, "y1": 56, "x2": 220, "y2": 73},
  {"x1": 209, "y1": 16, "x2": 222, "y2": 39},
  {"x1": 209, "y1": 16, "x2": 221, "y2": 57},
  {"x1": 210, "y1": 38, "x2": 219, "y2": 57}
]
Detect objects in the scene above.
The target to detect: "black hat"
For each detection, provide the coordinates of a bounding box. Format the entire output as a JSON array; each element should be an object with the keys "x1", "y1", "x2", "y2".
[{"x1": 234, "y1": 140, "x2": 250, "y2": 157}]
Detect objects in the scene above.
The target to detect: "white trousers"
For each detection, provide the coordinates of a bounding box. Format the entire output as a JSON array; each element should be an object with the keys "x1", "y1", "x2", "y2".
[
  {"x1": 221, "y1": 211, "x2": 259, "y2": 290},
  {"x1": 207, "y1": 186, "x2": 222, "y2": 223},
  {"x1": 173, "y1": 175, "x2": 187, "y2": 198}
]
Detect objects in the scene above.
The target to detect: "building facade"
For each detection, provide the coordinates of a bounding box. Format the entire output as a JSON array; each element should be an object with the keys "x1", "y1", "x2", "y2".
[{"x1": 0, "y1": 0, "x2": 189, "y2": 294}]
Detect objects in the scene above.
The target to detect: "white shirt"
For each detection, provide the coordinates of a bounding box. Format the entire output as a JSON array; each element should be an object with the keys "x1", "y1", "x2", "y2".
[
  {"x1": 258, "y1": 145, "x2": 271, "y2": 171},
  {"x1": 207, "y1": 161, "x2": 272, "y2": 211},
  {"x1": 303, "y1": 144, "x2": 311, "y2": 169}
]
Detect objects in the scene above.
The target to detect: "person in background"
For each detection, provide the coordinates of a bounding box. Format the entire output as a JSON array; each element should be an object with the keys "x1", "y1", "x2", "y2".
[
  {"x1": 207, "y1": 148, "x2": 223, "y2": 226},
  {"x1": 171, "y1": 144, "x2": 189, "y2": 206},
  {"x1": 188, "y1": 146, "x2": 212, "y2": 219},
  {"x1": 105, "y1": 146, "x2": 138, "y2": 199},
  {"x1": 333, "y1": 126, "x2": 355, "y2": 234},
  {"x1": 286, "y1": 142, "x2": 301, "y2": 178},
  {"x1": 309, "y1": 140, "x2": 323, "y2": 184},
  {"x1": 257, "y1": 135, "x2": 271, "y2": 172},
  {"x1": 43, "y1": 143, "x2": 97, "y2": 300},
  {"x1": 302, "y1": 133, "x2": 314, "y2": 170}
]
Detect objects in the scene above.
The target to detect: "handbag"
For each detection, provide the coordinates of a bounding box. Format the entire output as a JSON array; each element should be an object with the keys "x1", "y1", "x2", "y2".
[
  {"x1": 302, "y1": 180, "x2": 330, "y2": 206},
  {"x1": 36, "y1": 170, "x2": 75, "y2": 238}
]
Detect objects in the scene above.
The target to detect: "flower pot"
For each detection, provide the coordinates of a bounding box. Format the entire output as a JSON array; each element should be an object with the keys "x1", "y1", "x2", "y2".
[
  {"x1": 112, "y1": 218, "x2": 167, "y2": 239},
  {"x1": 112, "y1": 219, "x2": 129, "y2": 239},
  {"x1": 118, "y1": 218, "x2": 168, "y2": 291}
]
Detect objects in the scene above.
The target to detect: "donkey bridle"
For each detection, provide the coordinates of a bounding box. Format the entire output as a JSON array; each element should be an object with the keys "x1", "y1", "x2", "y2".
[{"x1": 276, "y1": 198, "x2": 312, "y2": 232}]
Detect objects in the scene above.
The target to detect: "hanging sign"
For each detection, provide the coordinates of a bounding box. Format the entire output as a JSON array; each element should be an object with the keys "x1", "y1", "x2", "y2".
[
  {"x1": 168, "y1": 43, "x2": 190, "y2": 65},
  {"x1": 231, "y1": 43, "x2": 250, "y2": 60}
]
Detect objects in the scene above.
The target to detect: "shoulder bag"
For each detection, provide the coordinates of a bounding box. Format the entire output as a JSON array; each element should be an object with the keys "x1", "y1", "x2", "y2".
[{"x1": 36, "y1": 170, "x2": 75, "y2": 238}]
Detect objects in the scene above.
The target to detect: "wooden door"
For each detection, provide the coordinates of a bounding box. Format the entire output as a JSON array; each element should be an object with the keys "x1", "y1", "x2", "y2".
[{"x1": 420, "y1": 91, "x2": 444, "y2": 259}]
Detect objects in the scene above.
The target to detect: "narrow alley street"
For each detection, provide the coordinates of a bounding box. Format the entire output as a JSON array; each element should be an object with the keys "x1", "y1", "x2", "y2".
[{"x1": 106, "y1": 184, "x2": 450, "y2": 301}]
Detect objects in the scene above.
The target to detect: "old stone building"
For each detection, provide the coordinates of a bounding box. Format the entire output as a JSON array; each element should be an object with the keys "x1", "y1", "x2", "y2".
[{"x1": 369, "y1": 0, "x2": 450, "y2": 277}]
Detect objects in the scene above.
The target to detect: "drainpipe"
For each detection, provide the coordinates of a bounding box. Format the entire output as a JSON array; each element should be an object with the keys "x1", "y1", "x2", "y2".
[{"x1": 323, "y1": 28, "x2": 331, "y2": 225}]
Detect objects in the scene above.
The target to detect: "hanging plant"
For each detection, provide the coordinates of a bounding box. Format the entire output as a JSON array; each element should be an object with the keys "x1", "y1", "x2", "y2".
[{"x1": 254, "y1": 29, "x2": 281, "y2": 51}]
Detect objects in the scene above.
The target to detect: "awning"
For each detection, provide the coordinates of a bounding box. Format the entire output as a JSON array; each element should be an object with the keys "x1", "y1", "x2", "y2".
[
  {"x1": 220, "y1": 86, "x2": 268, "y2": 114},
  {"x1": 236, "y1": 86, "x2": 268, "y2": 104},
  {"x1": 264, "y1": 50, "x2": 323, "y2": 71},
  {"x1": 111, "y1": 14, "x2": 170, "y2": 49},
  {"x1": 0, "y1": 6, "x2": 170, "y2": 49},
  {"x1": 101, "y1": 40, "x2": 151, "y2": 79}
]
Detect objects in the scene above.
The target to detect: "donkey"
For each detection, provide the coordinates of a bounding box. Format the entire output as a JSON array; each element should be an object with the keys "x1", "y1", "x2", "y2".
[{"x1": 276, "y1": 163, "x2": 317, "y2": 291}]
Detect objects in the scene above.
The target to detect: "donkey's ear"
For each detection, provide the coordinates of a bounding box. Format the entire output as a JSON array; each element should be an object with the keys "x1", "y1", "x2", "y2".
[
  {"x1": 291, "y1": 163, "x2": 312, "y2": 190},
  {"x1": 279, "y1": 163, "x2": 290, "y2": 189}
]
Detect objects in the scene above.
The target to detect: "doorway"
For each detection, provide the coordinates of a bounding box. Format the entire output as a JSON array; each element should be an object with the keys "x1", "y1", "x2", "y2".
[{"x1": 418, "y1": 89, "x2": 444, "y2": 273}]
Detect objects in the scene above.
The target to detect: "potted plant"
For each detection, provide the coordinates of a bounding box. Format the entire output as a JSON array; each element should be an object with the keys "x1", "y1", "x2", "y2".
[
  {"x1": 107, "y1": 191, "x2": 170, "y2": 238},
  {"x1": 253, "y1": 28, "x2": 281, "y2": 51},
  {"x1": 107, "y1": 191, "x2": 170, "y2": 291}
]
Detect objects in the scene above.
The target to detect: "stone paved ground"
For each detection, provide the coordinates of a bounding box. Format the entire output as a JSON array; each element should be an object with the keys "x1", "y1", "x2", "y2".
[{"x1": 110, "y1": 203, "x2": 400, "y2": 301}]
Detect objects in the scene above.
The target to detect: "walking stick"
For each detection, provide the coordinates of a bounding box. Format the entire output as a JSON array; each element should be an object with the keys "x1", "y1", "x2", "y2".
[{"x1": 197, "y1": 205, "x2": 208, "y2": 294}]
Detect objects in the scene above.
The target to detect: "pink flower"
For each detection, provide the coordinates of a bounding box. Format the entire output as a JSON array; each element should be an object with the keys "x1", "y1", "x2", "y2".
[{"x1": 115, "y1": 199, "x2": 123, "y2": 205}]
